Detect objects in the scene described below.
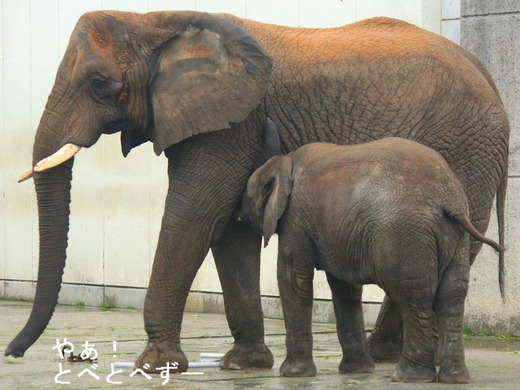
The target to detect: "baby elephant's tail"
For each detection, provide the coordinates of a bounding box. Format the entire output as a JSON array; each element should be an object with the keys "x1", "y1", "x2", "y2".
[
  {"x1": 446, "y1": 210, "x2": 505, "y2": 253},
  {"x1": 444, "y1": 207, "x2": 506, "y2": 301}
]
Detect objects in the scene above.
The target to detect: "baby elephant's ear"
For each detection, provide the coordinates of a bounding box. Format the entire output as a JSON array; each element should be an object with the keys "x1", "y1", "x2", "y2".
[
  {"x1": 262, "y1": 156, "x2": 293, "y2": 246},
  {"x1": 149, "y1": 14, "x2": 272, "y2": 155}
]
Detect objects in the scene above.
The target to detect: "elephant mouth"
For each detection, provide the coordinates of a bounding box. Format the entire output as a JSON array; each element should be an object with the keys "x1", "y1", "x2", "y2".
[{"x1": 18, "y1": 143, "x2": 82, "y2": 183}]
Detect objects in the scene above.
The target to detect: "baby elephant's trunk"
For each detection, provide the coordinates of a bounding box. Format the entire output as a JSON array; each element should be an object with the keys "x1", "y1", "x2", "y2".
[{"x1": 444, "y1": 207, "x2": 506, "y2": 301}]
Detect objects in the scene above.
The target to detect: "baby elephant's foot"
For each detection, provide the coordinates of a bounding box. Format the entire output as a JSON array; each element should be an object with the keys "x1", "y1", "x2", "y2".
[
  {"x1": 339, "y1": 355, "x2": 375, "y2": 374},
  {"x1": 438, "y1": 364, "x2": 470, "y2": 384},
  {"x1": 219, "y1": 342, "x2": 274, "y2": 370},
  {"x1": 280, "y1": 357, "x2": 317, "y2": 377},
  {"x1": 135, "y1": 341, "x2": 188, "y2": 373},
  {"x1": 391, "y1": 358, "x2": 436, "y2": 383}
]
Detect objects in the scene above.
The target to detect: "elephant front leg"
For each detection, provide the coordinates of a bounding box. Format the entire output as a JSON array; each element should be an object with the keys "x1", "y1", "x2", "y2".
[
  {"x1": 277, "y1": 239, "x2": 317, "y2": 377},
  {"x1": 212, "y1": 221, "x2": 273, "y2": 370},
  {"x1": 135, "y1": 212, "x2": 210, "y2": 373},
  {"x1": 134, "y1": 128, "x2": 263, "y2": 373},
  {"x1": 325, "y1": 273, "x2": 374, "y2": 374}
]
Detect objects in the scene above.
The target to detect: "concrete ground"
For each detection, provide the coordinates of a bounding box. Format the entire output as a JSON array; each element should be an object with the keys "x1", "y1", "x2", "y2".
[{"x1": 1, "y1": 300, "x2": 519, "y2": 389}]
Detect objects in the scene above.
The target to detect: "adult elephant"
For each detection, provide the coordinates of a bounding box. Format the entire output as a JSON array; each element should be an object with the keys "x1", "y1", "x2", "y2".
[{"x1": 6, "y1": 11, "x2": 509, "y2": 373}]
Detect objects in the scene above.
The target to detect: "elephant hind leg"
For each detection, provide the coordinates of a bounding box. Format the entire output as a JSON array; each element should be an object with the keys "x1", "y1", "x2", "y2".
[
  {"x1": 383, "y1": 237, "x2": 438, "y2": 383},
  {"x1": 367, "y1": 295, "x2": 403, "y2": 362},
  {"x1": 391, "y1": 301, "x2": 437, "y2": 383},
  {"x1": 434, "y1": 241, "x2": 471, "y2": 384}
]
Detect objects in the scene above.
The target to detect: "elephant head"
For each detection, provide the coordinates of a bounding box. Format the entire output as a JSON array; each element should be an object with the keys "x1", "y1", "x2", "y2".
[
  {"x1": 241, "y1": 155, "x2": 293, "y2": 247},
  {"x1": 6, "y1": 11, "x2": 271, "y2": 357}
]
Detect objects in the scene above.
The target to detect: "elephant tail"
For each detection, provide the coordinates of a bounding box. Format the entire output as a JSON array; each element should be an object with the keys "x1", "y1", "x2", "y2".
[
  {"x1": 495, "y1": 165, "x2": 508, "y2": 301},
  {"x1": 444, "y1": 205, "x2": 506, "y2": 301}
]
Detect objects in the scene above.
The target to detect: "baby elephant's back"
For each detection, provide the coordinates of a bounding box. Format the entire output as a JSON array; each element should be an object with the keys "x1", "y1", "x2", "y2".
[{"x1": 292, "y1": 138, "x2": 468, "y2": 227}]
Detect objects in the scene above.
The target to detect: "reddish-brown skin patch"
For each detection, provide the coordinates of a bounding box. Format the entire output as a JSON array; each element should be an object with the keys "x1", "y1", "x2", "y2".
[
  {"x1": 185, "y1": 43, "x2": 213, "y2": 58},
  {"x1": 88, "y1": 28, "x2": 114, "y2": 60}
]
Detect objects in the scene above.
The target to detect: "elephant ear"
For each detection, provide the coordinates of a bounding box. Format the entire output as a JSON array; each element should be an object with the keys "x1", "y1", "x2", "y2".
[
  {"x1": 255, "y1": 155, "x2": 293, "y2": 247},
  {"x1": 149, "y1": 14, "x2": 273, "y2": 155}
]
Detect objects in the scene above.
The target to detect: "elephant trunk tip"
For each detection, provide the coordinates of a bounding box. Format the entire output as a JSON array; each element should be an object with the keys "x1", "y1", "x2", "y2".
[{"x1": 4, "y1": 331, "x2": 31, "y2": 358}]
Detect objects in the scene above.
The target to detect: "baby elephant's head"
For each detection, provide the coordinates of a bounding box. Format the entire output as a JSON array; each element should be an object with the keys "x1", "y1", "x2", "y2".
[{"x1": 239, "y1": 155, "x2": 293, "y2": 247}]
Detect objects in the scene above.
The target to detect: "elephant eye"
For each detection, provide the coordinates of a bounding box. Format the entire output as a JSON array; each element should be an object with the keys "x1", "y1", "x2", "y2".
[{"x1": 90, "y1": 77, "x2": 113, "y2": 100}]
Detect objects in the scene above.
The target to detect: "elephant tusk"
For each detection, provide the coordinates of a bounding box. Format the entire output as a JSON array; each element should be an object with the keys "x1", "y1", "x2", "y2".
[
  {"x1": 33, "y1": 143, "x2": 82, "y2": 172},
  {"x1": 18, "y1": 168, "x2": 34, "y2": 183}
]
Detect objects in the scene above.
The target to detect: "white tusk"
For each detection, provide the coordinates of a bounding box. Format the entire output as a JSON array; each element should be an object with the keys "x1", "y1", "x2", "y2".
[
  {"x1": 18, "y1": 168, "x2": 34, "y2": 183},
  {"x1": 33, "y1": 143, "x2": 81, "y2": 172}
]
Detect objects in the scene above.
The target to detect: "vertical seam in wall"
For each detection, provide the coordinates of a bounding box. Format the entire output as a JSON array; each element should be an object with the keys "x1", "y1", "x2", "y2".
[
  {"x1": 298, "y1": 0, "x2": 301, "y2": 27},
  {"x1": 1, "y1": 0, "x2": 5, "y2": 298},
  {"x1": 29, "y1": 0, "x2": 34, "y2": 283},
  {"x1": 147, "y1": 0, "x2": 151, "y2": 281}
]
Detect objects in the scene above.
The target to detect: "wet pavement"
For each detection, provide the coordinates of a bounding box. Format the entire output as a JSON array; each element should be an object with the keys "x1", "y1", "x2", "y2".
[{"x1": 1, "y1": 300, "x2": 519, "y2": 389}]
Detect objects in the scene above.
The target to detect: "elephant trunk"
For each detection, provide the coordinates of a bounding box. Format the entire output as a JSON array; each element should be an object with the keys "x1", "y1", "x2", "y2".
[{"x1": 5, "y1": 118, "x2": 73, "y2": 357}]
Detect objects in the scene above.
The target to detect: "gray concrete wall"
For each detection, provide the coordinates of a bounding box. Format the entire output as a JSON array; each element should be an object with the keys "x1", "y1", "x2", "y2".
[{"x1": 460, "y1": 0, "x2": 520, "y2": 334}]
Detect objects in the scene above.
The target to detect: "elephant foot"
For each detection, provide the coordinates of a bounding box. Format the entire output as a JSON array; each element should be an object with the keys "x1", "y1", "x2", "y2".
[
  {"x1": 367, "y1": 335, "x2": 403, "y2": 363},
  {"x1": 219, "y1": 342, "x2": 274, "y2": 370},
  {"x1": 280, "y1": 357, "x2": 317, "y2": 377},
  {"x1": 391, "y1": 358, "x2": 436, "y2": 383},
  {"x1": 339, "y1": 355, "x2": 375, "y2": 374},
  {"x1": 438, "y1": 364, "x2": 470, "y2": 384},
  {"x1": 135, "y1": 341, "x2": 188, "y2": 373}
]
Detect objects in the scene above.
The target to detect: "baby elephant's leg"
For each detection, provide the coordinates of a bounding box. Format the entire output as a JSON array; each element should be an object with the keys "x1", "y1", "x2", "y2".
[
  {"x1": 434, "y1": 241, "x2": 470, "y2": 384},
  {"x1": 386, "y1": 242, "x2": 438, "y2": 382},
  {"x1": 392, "y1": 301, "x2": 437, "y2": 382},
  {"x1": 325, "y1": 273, "x2": 374, "y2": 373},
  {"x1": 277, "y1": 238, "x2": 317, "y2": 377}
]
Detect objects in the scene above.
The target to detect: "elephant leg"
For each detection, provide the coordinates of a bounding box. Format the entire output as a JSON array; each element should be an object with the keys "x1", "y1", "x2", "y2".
[
  {"x1": 134, "y1": 127, "x2": 264, "y2": 373},
  {"x1": 135, "y1": 215, "x2": 209, "y2": 373},
  {"x1": 277, "y1": 235, "x2": 317, "y2": 377},
  {"x1": 391, "y1": 301, "x2": 437, "y2": 383},
  {"x1": 367, "y1": 295, "x2": 403, "y2": 362},
  {"x1": 434, "y1": 243, "x2": 470, "y2": 384},
  {"x1": 325, "y1": 273, "x2": 374, "y2": 374},
  {"x1": 212, "y1": 221, "x2": 273, "y2": 370}
]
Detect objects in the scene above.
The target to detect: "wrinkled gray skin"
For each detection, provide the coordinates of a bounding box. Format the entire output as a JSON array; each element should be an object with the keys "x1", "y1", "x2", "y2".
[
  {"x1": 241, "y1": 138, "x2": 504, "y2": 383},
  {"x1": 5, "y1": 11, "x2": 509, "y2": 373}
]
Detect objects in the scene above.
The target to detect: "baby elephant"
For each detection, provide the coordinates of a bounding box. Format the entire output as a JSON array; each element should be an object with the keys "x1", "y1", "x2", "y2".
[{"x1": 240, "y1": 138, "x2": 504, "y2": 383}]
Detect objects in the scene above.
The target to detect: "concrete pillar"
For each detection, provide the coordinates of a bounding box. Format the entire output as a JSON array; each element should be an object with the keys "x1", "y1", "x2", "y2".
[{"x1": 461, "y1": 0, "x2": 520, "y2": 335}]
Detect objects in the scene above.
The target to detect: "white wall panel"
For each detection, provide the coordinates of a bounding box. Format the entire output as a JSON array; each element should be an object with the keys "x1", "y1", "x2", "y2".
[
  {"x1": 148, "y1": 150, "x2": 168, "y2": 279},
  {"x1": 357, "y1": 0, "x2": 421, "y2": 24},
  {"x1": 30, "y1": 0, "x2": 61, "y2": 280},
  {"x1": 104, "y1": 134, "x2": 152, "y2": 288},
  {"x1": 246, "y1": 0, "x2": 300, "y2": 27},
  {"x1": 300, "y1": 0, "x2": 356, "y2": 28},
  {"x1": 102, "y1": 0, "x2": 148, "y2": 13},
  {"x1": 3, "y1": 0, "x2": 33, "y2": 281},
  {"x1": 147, "y1": 0, "x2": 196, "y2": 11},
  {"x1": 196, "y1": 0, "x2": 246, "y2": 17}
]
